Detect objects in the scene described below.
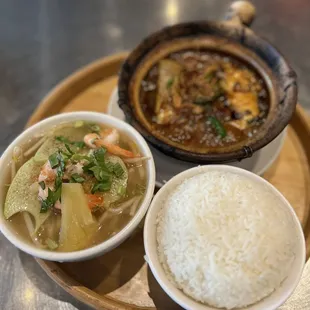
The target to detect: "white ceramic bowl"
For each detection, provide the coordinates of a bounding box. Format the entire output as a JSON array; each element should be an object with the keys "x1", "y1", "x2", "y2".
[
  {"x1": 144, "y1": 165, "x2": 305, "y2": 310},
  {"x1": 0, "y1": 112, "x2": 155, "y2": 262}
]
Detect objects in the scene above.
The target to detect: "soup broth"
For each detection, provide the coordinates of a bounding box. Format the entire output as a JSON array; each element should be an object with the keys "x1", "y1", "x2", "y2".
[
  {"x1": 4, "y1": 121, "x2": 148, "y2": 252},
  {"x1": 139, "y1": 50, "x2": 269, "y2": 152}
]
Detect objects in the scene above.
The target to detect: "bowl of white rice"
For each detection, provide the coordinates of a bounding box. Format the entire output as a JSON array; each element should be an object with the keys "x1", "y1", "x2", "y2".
[{"x1": 144, "y1": 165, "x2": 305, "y2": 310}]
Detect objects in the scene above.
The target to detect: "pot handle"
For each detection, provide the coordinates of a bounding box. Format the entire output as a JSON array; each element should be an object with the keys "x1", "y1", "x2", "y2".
[{"x1": 224, "y1": 1, "x2": 256, "y2": 27}]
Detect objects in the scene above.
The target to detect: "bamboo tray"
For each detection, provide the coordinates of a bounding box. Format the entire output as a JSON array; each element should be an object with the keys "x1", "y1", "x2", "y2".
[{"x1": 26, "y1": 53, "x2": 310, "y2": 310}]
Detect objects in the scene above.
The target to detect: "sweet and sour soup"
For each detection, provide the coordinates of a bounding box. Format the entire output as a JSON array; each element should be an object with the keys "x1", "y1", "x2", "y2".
[
  {"x1": 4, "y1": 121, "x2": 148, "y2": 252},
  {"x1": 139, "y1": 50, "x2": 269, "y2": 153}
]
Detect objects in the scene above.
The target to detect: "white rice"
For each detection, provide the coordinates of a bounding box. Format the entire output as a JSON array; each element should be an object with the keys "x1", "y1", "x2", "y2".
[{"x1": 156, "y1": 171, "x2": 298, "y2": 309}]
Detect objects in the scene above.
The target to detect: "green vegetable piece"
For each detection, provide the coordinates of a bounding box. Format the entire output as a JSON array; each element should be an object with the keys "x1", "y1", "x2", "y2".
[
  {"x1": 205, "y1": 72, "x2": 215, "y2": 82},
  {"x1": 207, "y1": 116, "x2": 227, "y2": 138},
  {"x1": 48, "y1": 153, "x2": 59, "y2": 169},
  {"x1": 93, "y1": 147, "x2": 106, "y2": 166},
  {"x1": 105, "y1": 161, "x2": 114, "y2": 172},
  {"x1": 71, "y1": 154, "x2": 91, "y2": 162},
  {"x1": 4, "y1": 158, "x2": 51, "y2": 232},
  {"x1": 46, "y1": 238, "x2": 59, "y2": 250},
  {"x1": 88, "y1": 123, "x2": 101, "y2": 133},
  {"x1": 70, "y1": 173, "x2": 85, "y2": 183},
  {"x1": 55, "y1": 136, "x2": 71, "y2": 144},
  {"x1": 193, "y1": 97, "x2": 213, "y2": 106},
  {"x1": 56, "y1": 136, "x2": 85, "y2": 149},
  {"x1": 73, "y1": 141, "x2": 85, "y2": 148},
  {"x1": 65, "y1": 144, "x2": 74, "y2": 155},
  {"x1": 40, "y1": 185, "x2": 62, "y2": 213},
  {"x1": 39, "y1": 181, "x2": 46, "y2": 190},
  {"x1": 117, "y1": 185, "x2": 126, "y2": 196},
  {"x1": 82, "y1": 161, "x2": 96, "y2": 174},
  {"x1": 41, "y1": 151, "x2": 65, "y2": 213},
  {"x1": 89, "y1": 166, "x2": 111, "y2": 181},
  {"x1": 74, "y1": 120, "x2": 84, "y2": 128},
  {"x1": 91, "y1": 181, "x2": 112, "y2": 194},
  {"x1": 113, "y1": 163, "x2": 125, "y2": 178},
  {"x1": 166, "y1": 78, "x2": 174, "y2": 89}
]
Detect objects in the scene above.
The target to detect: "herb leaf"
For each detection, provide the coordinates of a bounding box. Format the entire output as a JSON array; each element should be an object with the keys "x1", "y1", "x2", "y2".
[
  {"x1": 40, "y1": 188, "x2": 55, "y2": 213},
  {"x1": 70, "y1": 173, "x2": 85, "y2": 183},
  {"x1": 93, "y1": 148, "x2": 106, "y2": 166},
  {"x1": 113, "y1": 163, "x2": 125, "y2": 178},
  {"x1": 71, "y1": 154, "x2": 91, "y2": 162},
  {"x1": 207, "y1": 116, "x2": 227, "y2": 138},
  {"x1": 166, "y1": 78, "x2": 174, "y2": 89},
  {"x1": 55, "y1": 136, "x2": 70, "y2": 144},
  {"x1": 82, "y1": 161, "x2": 96, "y2": 173},
  {"x1": 205, "y1": 71, "x2": 216, "y2": 82},
  {"x1": 48, "y1": 153, "x2": 59, "y2": 169},
  {"x1": 73, "y1": 141, "x2": 85, "y2": 148},
  {"x1": 39, "y1": 181, "x2": 46, "y2": 190},
  {"x1": 40, "y1": 151, "x2": 66, "y2": 213},
  {"x1": 89, "y1": 166, "x2": 111, "y2": 181},
  {"x1": 91, "y1": 180, "x2": 111, "y2": 194},
  {"x1": 65, "y1": 143, "x2": 74, "y2": 155}
]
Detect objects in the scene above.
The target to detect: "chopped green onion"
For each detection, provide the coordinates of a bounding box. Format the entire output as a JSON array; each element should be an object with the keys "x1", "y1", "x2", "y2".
[
  {"x1": 74, "y1": 120, "x2": 84, "y2": 128},
  {"x1": 105, "y1": 161, "x2": 114, "y2": 172},
  {"x1": 39, "y1": 181, "x2": 46, "y2": 190},
  {"x1": 46, "y1": 238, "x2": 59, "y2": 250},
  {"x1": 207, "y1": 116, "x2": 227, "y2": 138},
  {"x1": 70, "y1": 173, "x2": 85, "y2": 183},
  {"x1": 88, "y1": 123, "x2": 101, "y2": 133},
  {"x1": 117, "y1": 185, "x2": 126, "y2": 196},
  {"x1": 113, "y1": 163, "x2": 125, "y2": 178}
]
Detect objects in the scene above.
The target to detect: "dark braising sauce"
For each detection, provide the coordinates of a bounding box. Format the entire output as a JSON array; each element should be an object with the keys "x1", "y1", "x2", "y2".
[{"x1": 139, "y1": 50, "x2": 269, "y2": 151}]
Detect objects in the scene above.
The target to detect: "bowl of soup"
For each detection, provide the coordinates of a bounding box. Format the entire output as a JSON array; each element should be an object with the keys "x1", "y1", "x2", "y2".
[
  {"x1": 118, "y1": 1, "x2": 297, "y2": 163},
  {"x1": 0, "y1": 112, "x2": 155, "y2": 262}
]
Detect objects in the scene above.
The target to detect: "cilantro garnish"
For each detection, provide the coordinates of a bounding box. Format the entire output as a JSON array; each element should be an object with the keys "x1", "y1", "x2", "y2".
[
  {"x1": 40, "y1": 151, "x2": 66, "y2": 213},
  {"x1": 91, "y1": 180, "x2": 112, "y2": 194},
  {"x1": 70, "y1": 173, "x2": 85, "y2": 183}
]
